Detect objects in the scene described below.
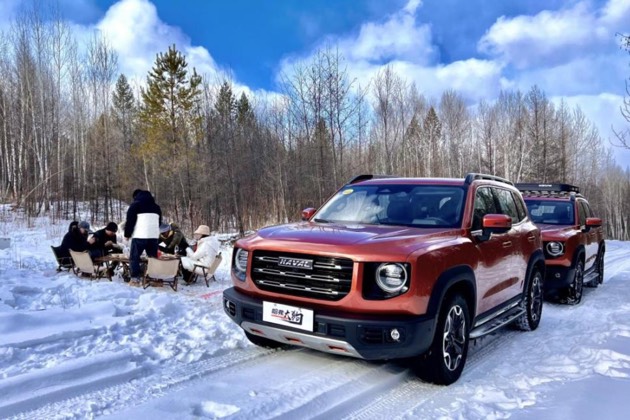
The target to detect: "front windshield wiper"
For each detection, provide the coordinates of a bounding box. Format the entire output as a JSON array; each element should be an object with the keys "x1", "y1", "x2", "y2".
[{"x1": 313, "y1": 218, "x2": 330, "y2": 223}]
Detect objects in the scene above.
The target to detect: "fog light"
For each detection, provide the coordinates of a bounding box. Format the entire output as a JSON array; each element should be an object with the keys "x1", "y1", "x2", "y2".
[
  {"x1": 555, "y1": 273, "x2": 561, "y2": 278},
  {"x1": 390, "y1": 328, "x2": 401, "y2": 341}
]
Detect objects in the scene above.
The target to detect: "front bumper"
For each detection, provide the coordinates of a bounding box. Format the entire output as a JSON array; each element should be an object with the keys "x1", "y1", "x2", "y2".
[
  {"x1": 223, "y1": 287, "x2": 435, "y2": 360},
  {"x1": 543, "y1": 265, "x2": 575, "y2": 292}
]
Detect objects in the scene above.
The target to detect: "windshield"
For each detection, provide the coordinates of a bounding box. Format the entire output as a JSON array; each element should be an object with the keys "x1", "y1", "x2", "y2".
[
  {"x1": 525, "y1": 199, "x2": 575, "y2": 225},
  {"x1": 314, "y1": 184, "x2": 465, "y2": 228}
]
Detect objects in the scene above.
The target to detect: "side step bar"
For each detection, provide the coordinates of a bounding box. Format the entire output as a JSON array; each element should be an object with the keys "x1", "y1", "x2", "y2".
[
  {"x1": 470, "y1": 305, "x2": 525, "y2": 339},
  {"x1": 583, "y1": 269, "x2": 599, "y2": 286}
]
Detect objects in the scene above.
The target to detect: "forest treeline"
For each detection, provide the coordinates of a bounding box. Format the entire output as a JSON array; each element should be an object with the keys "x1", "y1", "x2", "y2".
[{"x1": 1, "y1": 11, "x2": 629, "y2": 239}]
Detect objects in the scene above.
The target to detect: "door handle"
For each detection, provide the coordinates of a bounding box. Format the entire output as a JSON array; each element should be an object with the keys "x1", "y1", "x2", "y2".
[
  {"x1": 527, "y1": 235, "x2": 536, "y2": 242},
  {"x1": 502, "y1": 241, "x2": 512, "y2": 248}
]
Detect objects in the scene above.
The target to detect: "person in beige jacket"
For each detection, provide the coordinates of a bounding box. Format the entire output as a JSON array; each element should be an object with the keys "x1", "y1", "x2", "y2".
[{"x1": 180, "y1": 225, "x2": 220, "y2": 282}]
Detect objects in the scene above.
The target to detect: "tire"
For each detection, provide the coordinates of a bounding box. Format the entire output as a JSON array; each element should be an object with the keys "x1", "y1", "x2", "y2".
[
  {"x1": 516, "y1": 268, "x2": 543, "y2": 331},
  {"x1": 244, "y1": 331, "x2": 286, "y2": 349},
  {"x1": 414, "y1": 294, "x2": 470, "y2": 385},
  {"x1": 596, "y1": 248, "x2": 605, "y2": 285},
  {"x1": 564, "y1": 260, "x2": 584, "y2": 305}
]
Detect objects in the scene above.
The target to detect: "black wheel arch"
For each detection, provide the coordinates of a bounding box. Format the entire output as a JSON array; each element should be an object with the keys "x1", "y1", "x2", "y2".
[
  {"x1": 426, "y1": 265, "x2": 477, "y2": 324},
  {"x1": 571, "y1": 245, "x2": 586, "y2": 269},
  {"x1": 525, "y1": 249, "x2": 546, "y2": 287}
]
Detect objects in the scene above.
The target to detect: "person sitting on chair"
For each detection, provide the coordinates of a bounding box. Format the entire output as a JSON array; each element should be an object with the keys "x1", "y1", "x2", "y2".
[
  {"x1": 159, "y1": 222, "x2": 189, "y2": 256},
  {"x1": 67, "y1": 221, "x2": 95, "y2": 252},
  {"x1": 55, "y1": 221, "x2": 80, "y2": 266},
  {"x1": 90, "y1": 222, "x2": 122, "y2": 258},
  {"x1": 180, "y1": 225, "x2": 219, "y2": 283}
]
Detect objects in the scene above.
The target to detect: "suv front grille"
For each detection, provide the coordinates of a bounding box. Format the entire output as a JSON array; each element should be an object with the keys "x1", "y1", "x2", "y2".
[{"x1": 251, "y1": 250, "x2": 354, "y2": 301}]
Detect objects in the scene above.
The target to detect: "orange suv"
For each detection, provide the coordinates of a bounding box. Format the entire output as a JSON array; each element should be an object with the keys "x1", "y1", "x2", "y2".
[
  {"x1": 516, "y1": 183, "x2": 605, "y2": 304},
  {"x1": 224, "y1": 174, "x2": 545, "y2": 384}
]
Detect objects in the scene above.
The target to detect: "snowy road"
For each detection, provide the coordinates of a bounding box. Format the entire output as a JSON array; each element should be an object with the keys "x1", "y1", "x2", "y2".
[{"x1": 1, "y1": 220, "x2": 629, "y2": 419}]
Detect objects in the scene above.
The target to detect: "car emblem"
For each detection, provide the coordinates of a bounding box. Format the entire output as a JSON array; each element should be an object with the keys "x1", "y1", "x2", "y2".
[{"x1": 278, "y1": 257, "x2": 314, "y2": 270}]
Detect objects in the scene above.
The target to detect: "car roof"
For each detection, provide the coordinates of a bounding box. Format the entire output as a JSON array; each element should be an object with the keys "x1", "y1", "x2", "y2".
[
  {"x1": 354, "y1": 177, "x2": 466, "y2": 186},
  {"x1": 522, "y1": 195, "x2": 575, "y2": 202}
]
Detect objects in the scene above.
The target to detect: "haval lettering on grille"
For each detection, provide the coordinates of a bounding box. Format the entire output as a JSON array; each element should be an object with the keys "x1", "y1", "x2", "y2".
[
  {"x1": 517, "y1": 183, "x2": 605, "y2": 305},
  {"x1": 224, "y1": 173, "x2": 545, "y2": 385}
]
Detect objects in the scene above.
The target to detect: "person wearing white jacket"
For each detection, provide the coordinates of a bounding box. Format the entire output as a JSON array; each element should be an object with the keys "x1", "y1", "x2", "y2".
[{"x1": 180, "y1": 225, "x2": 220, "y2": 282}]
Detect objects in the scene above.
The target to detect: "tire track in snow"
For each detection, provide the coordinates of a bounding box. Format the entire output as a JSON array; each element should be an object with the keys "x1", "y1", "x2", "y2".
[
  {"x1": 339, "y1": 330, "x2": 521, "y2": 419},
  {"x1": 7, "y1": 347, "x2": 278, "y2": 420}
]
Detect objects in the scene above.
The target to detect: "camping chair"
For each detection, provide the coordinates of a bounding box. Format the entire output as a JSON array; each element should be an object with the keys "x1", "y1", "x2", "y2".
[
  {"x1": 69, "y1": 250, "x2": 111, "y2": 281},
  {"x1": 143, "y1": 257, "x2": 180, "y2": 291},
  {"x1": 51, "y1": 245, "x2": 74, "y2": 272},
  {"x1": 190, "y1": 253, "x2": 223, "y2": 287}
]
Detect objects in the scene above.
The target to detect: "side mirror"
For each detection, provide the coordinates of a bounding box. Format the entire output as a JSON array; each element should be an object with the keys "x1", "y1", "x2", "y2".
[
  {"x1": 475, "y1": 214, "x2": 512, "y2": 241},
  {"x1": 583, "y1": 217, "x2": 602, "y2": 232},
  {"x1": 301, "y1": 208, "x2": 316, "y2": 221},
  {"x1": 585, "y1": 217, "x2": 602, "y2": 228}
]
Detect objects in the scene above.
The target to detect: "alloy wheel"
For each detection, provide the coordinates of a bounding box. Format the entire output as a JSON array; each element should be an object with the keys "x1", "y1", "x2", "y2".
[{"x1": 443, "y1": 305, "x2": 466, "y2": 371}]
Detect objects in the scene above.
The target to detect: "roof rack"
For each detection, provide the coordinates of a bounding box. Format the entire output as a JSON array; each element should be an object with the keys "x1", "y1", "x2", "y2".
[
  {"x1": 515, "y1": 183, "x2": 582, "y2": 199},
  {"x1": 464, "y1": 173, "x2": 514, "y2": 186},
  {"x1": 346, "y1": 174, "x2": 398, "y2": 184}
]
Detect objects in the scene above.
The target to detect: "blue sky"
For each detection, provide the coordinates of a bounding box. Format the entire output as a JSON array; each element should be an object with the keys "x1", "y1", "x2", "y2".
[{"x1": 1, "y1": 0, "x2": 629, "y2": 165}]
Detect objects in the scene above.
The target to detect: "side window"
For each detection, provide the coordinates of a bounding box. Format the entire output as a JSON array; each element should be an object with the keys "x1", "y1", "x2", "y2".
[
  {"x1": 577, "y1": 201, "x2": 587, "y2": 226},
  {"x1": 512, "y1": 191, "x2": 528, "y2": 222},
  {"x1": 495, "y1": 188, "x2": 520, "y2": 223},
  {"x1": 472, "y1": 187, "x2": 497, "y2": 230},
  {"x1": 583, "y1": 201, "x2": 593, "y2": 218}
]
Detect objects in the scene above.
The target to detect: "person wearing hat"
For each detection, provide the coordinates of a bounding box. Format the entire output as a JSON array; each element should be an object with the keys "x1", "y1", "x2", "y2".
[
  {"x1": 180, "y1": 225, "x2": 220, "y2": 283},
  {"x1": 158, "y1": 222, "x2": 189, "y2": 256},
  {"x1": 66, "y1": 220, "x2": 95, "y2": 252},
  {"x1": 56, "y1": 221, "x2": 79, "y2": 262},
  {"x1": 89, "y1": 222, "x2": 123, "y2": 259}
]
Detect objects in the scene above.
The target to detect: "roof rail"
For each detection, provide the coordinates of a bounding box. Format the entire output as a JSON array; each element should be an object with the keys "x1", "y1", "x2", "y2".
[
  {"x1": 464, "y1": 173, "x2": 514, "y2": 186},
  {"x1": 515, "y1": 183, "x2": 579, "y2": 194},
  {"x1": 346, "y1": 174, "x2": 398, "y2": 184}
]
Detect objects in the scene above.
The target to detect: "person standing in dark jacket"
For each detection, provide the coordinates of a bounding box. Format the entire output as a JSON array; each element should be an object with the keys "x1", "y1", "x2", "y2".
[{"x1": 124, "y1": 189, "x2": 162, "y2": 284}]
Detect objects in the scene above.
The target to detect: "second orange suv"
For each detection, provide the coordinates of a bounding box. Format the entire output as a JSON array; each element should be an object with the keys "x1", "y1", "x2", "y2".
[
  {"x1": 517, "y1": 183, "x2": 605, "y2": 304},
  {"x1": 224, "y1": 174, "x2": 545, "y2": 384}
]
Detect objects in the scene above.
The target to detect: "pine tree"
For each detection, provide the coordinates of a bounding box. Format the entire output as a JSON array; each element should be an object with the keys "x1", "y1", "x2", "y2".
[
  {"x1": 112, "y1": 74, "x2": 135, "y2": 149},
  {"x1": 139, "y1": 44, "x2": 202, "y2": 155},
  {"x1": 424, "y1": 106, "x2": 442, "y2": 176}
]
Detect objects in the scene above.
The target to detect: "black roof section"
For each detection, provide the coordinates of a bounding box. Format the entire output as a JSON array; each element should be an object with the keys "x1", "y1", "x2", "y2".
[
  {"x1": 346, "y1": 174, "x2": 398, "y2": 184},
  {"x1": 515, "y1": 183, "x2": 582, "y2": 199},
  {"x1": 464, "y1": 173, "x2": 514, "y2": 186}
]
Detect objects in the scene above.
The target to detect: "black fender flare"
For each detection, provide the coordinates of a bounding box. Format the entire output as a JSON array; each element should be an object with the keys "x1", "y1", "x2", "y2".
[
  {"x1": 571, "y1": 245, "x2": 586, "y2": 269},
  {"x1": 524, "y1": 249, "x2": 545, "y2": 292},
  {"x1": 426, "y1": 265, "x2": 477, "y2": 322}
]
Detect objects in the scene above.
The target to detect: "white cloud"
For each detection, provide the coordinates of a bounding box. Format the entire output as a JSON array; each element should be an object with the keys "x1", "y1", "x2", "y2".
[
  {"x1": 94, "y1": 0, "x2": 219, "y2": 83},
  {"x1": 509, "y1": 54, "x2": 627, "y2": 96},
  {"x1": 278, "y1": 0, "x2": 500, "y2": 104},
  {"x1": 337, "y1": 0, "x2": 434, "y2": 64},
  {"x1": 478, "y1": 0, "x2": 630, "y2": 69}
]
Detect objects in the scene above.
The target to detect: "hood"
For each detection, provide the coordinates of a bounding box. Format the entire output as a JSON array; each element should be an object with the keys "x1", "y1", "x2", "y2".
[
  {"x1": 537, "y1": 223, "x2": 577, "y2": 240},
  {"x1": 238, "y1": 221, "x2": 462, "y2": 261}
]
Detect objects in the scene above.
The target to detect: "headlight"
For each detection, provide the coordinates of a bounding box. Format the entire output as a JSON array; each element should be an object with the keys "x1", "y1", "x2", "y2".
[
  {"x1": 376, "y1": 263, "x2": 408, "y2": 294},
  {"x1": 234, "y1": 248, "x2": 249, "y2": 278},
  {"x1": 546, "y1": 241, "x2": 564, "y2": 257}
]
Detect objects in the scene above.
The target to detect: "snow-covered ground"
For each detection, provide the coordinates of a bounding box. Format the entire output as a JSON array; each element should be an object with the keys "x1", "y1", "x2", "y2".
[{"x1": 1, "y1": 214, "x2": 629, "y2": 419}]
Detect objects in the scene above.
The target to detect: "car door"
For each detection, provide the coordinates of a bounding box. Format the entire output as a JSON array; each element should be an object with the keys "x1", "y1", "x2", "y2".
[
  {"x1": 471, "y1": 186, "x2": 514, "y2": 314},
  {"x1": 578, "y1": 200, "x2": 598, "y2": 270},
  {"x1": 494, "y1": 188, "x2": 530, "y2": 301}
]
